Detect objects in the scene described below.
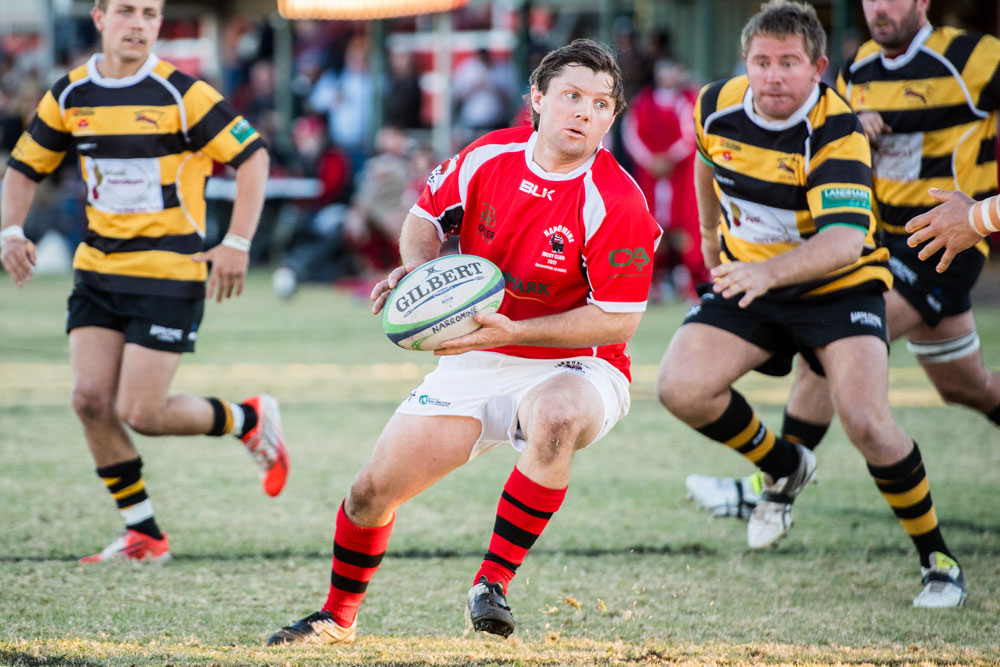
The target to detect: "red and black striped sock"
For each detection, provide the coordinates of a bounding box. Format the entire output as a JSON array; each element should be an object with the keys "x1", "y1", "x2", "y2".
[
  {"x1": 475, "y1": 466, "x2": 567, "y2": 594},
  {"x1": 322, "y1": 501, "x2": 394, "y2": 627}
]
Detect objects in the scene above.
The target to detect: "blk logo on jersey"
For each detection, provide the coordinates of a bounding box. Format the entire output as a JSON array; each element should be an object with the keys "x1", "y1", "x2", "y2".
[{"x1": 519, "y1": 179, "x2": 554, "y2": 200}]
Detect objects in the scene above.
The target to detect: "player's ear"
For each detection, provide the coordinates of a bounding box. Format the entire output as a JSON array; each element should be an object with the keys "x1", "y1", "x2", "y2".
[
  {"x1": 91, "y1": 6, "x2": 104, "y2": 32},
  {"x1": 813, "y1": 55, "x2": 829, "y2": 82},
  {"x1": 530, "y1": 85, "x2": 543, "y2": 114}
]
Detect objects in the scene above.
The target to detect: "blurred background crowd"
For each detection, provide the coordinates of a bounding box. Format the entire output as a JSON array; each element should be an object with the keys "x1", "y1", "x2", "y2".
[{"x1": 0, "y1": 0, "x2": 994, "y2": 301}]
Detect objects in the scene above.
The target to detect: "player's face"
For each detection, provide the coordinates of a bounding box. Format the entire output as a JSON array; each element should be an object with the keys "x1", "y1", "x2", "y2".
[
  {"x1": 531, "y1": 65, "x2": 617, "y2": 172},
  {"x1": 93, "y1": 0, "x2": 163, "y2": 65},
  {"x1": 862, "y1": 0, "x2": 928, "y2": 53},
  {"x1": 745, "y1": 34, "x2": 827, "y2": 122}
]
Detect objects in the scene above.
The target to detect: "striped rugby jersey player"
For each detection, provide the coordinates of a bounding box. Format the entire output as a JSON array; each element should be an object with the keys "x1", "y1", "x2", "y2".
[
  {"x1": 411, "y1": 125, "x2": 661, "y2": 382},
  {"x1": 837, "y1": 24, "x2": 1000, "y2": 254},
  {"x1": 694, "y1": 76, "x2": 891, "y2": 300},
  {"x1": 7, "y1": 53, "x2": 265, "y2": 298}
]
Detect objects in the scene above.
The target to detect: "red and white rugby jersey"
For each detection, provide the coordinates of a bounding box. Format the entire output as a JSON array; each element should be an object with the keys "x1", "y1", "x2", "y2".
[{"x1": 411, "y1": 125, "x2": 661, "y2": 381}]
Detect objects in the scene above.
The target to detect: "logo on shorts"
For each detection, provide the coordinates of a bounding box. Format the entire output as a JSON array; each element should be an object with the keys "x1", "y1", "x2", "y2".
[
  {"x1": 685, "y1": 303, "x2": 702, "y2": 319},
  {"x1": 850, "y1": 311, "x2": 883, "y2": 328},
  {"x1": 418, "y1": 394, "x2": 451, "y2": 407},
  {"x1": 555, "y1": 360, "x2": 586, "y2": 374},
  {"x1": 888, "y1": 256, "x2": 917, "y2": 285},
  {"x1": 149, "y1": 324, "x2": 184, "y2": 343}
]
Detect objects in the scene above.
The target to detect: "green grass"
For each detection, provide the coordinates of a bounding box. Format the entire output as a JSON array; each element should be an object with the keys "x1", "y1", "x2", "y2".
[{"x1": 2, "y1": 272, "x2": 999, "y2": 666}]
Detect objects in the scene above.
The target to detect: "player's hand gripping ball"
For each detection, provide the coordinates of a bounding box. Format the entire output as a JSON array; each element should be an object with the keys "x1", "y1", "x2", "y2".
[{"x1": 382, "y1": 254, "x2": 505, "y2": 351}]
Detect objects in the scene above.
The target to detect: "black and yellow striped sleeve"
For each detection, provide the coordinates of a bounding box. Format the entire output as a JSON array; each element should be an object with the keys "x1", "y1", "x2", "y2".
[
  {"x1": 963, "y1": 33, "x2": 1000, "y2": 112},
  {"x1": 806, "y1": 115, "x2": 874, "y2": 233},
  {"x1": 7, "y1": 89, "x2": 72, "y2": 181},
  {"x1": 695, "y1": 80, "x2": 726, "y2": 163},
  {"x1": 694, "y1": 84, "x2": 711, "y2": 162},
  {"x1": 183, "y1": 80, "x2": 264, "y2": 167}
]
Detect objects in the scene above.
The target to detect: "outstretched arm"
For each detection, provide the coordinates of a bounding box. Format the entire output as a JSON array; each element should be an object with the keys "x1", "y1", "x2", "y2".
[{"x1": 905, "y1": 188, "x2": 988, "y2": 273}]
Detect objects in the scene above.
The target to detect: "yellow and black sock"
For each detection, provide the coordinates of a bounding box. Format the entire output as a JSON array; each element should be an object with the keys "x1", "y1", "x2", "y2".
[
  {"x1": 780, "y1": 411, "x2": 829, "y2": 451},
  {"x1": 206, "y1": 397, "x2": 256, "y2": 438},
  {"x1": 868, "y1": 443, "x2": 955, "y2": 568},
  {"x1": 96, "y1": 457, "x2": 162, "y2": 540},
  {"x1": 697, "y1": 389, "x2": 800, "y2": 479}
]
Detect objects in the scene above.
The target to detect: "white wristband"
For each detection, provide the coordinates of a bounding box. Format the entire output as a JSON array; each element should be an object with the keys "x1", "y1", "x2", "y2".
[
  {"x1": 968, "y1": 202, "x2": 981, "y2": 234},
  {"x1": 221, "y1": 232, "x2": 252, "y2": 252},
  {"x1": 987, "y1": 195, "x2": 1000, "y2": 233},
  {"x1": 0, "y1": 225, "x2": 26, "y2": 246}
]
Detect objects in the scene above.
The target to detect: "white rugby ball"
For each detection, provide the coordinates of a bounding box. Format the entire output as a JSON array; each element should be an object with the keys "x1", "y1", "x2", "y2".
[{"x1": 382, "y1": 254, "x2": 505, "y2": 351}]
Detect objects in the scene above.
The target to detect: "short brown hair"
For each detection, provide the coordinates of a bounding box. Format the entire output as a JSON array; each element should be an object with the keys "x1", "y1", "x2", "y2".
[
  {"x1": 95, "y1": 0, "x2": 165, "y2": 10},
  {"x1": 528, "y1": 38, "x2": 626, "y2": 131},
  {"x1": 741, "y1": 0, "x2": 827, "y2": 63}
]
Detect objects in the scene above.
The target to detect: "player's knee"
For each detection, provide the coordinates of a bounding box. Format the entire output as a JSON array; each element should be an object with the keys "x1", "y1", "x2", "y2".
[
  {"x1": 71, "y1": 387, "x2": 116, "y2": 424},
  {"x1": 120, "y1": 406, "x2": 162, "y2": 435},
  {"x1": 528, "y1": 397, "x2": 591, "y2": 448},
  {"x1": 657, "y1": 373, "x2": 698, "y2": 418},
  {"x1": 839, "y1": 411, "x2": 888, "y2": 450}
]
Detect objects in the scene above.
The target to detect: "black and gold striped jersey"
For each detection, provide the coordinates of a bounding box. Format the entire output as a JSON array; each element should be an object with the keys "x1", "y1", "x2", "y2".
[
  {"x1": 7, "y1": 54, "x2": 265, "y2": 298},
  {"x1": 837, "y1": 24, "x2": 1000, "y2": 250},
  {"x1": 695, "y1": 76, "x2": 891, "y2": 299}
]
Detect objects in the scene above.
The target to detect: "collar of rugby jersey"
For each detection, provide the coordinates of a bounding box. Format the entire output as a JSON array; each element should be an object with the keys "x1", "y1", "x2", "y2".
[
  {"x1": 524, "y1": 130, "x2": 601, "y2": 181},
  {"x1": 86, "y1": 52, "x2": 160, "y2": 88},
  {"x1": 742, "y1": 82, "x2": 820, "y2": 132},
  {"x1": 880, "y1": 22, "x2": 933, "y2": 70}
]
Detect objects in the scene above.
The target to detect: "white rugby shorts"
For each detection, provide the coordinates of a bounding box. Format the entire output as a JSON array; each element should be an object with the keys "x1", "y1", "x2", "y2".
[{"x1": 395, "y1": 351, "x2": 630, "y2": 460}]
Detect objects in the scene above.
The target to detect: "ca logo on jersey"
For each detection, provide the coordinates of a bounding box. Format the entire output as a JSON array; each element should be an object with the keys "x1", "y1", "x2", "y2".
[{"x1": 519, "y1": 179, "x2": 554, "y2": 201}]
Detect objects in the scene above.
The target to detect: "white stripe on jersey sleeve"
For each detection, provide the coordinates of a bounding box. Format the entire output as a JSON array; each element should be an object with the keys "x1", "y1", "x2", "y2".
[
  {"x1": 587, "y1": 297, "x2": 648, "y2": 313},
  {"x1": 458, "y1": 140, "x2": 528, "y2": 205},
  {"x1": 581, "y1": 171, "x2": 607, "y2": 243},
  {"x1": 408, "y1": 203, "x2": 452, "y2": 242}
]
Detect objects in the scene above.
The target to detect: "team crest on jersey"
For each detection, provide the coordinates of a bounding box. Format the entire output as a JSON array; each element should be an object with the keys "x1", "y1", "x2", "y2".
[
  {"x1": 775, "y1": 155, "x2": 799, "y2": 180},
  {"x1": 535, "y1": 225, "x2": 574, "y2": 274},
  {"x1": 135, "y1": 109, "x2": 164, "y2": 129}
]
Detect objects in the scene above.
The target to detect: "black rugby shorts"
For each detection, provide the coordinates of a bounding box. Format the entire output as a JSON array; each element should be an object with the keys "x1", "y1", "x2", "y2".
[
  {"x1": 683, "y1": 285, "x2": 889, "y2": 377},
  {"x1": 882, "y1": 233, "x2": 985, "y2": 327},
  {"x1": 66, "y1": 282, "x2": 204, "y2": 353}
]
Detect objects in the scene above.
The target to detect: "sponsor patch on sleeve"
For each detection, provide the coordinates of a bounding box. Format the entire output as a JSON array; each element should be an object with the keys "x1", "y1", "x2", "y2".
[
  {"x1": 821, "y1": 187, "x2": 870, "y2": 210},
  {"x1": 230, "y1": 119, "x2": 255, "y2": 144}
]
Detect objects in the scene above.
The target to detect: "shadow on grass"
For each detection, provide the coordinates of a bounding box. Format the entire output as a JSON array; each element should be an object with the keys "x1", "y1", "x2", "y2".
[{"x1": 0, "y1": 649, "x2": 101, "y2": 667}]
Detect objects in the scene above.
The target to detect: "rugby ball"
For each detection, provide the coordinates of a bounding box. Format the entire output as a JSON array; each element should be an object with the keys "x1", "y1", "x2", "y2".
[{"x1": 382, "y1": 254, "x2": 505, "y2": 351}]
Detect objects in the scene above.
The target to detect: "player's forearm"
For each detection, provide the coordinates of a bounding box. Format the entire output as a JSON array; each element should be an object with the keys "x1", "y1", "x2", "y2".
[
  {"x1": 226, "y1": 148, "x2": 269, "y2": 241},
  {"x1": 694, "y1": 158, "x2": 721, "y2": 237},
  {"x1": 1, "y1": 169, "x2": 38, "y2": 231},
  {"x1": 761, "y1": 226, "x2": 865, "y2": 289},
  {"x1": 509, "y1": 305, "x2": 642, "y2": 348},
  {"x1": 398, "y1": 213, "x2": 443, "y2": 267}
]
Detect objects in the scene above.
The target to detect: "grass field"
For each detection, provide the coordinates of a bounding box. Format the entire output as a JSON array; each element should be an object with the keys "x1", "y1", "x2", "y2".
[{"x1": 2, "y1": 271, "x2": 999, "y2": 666}]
